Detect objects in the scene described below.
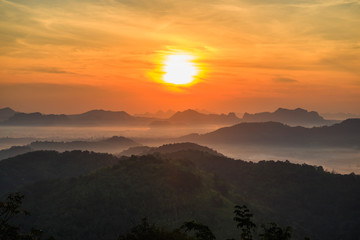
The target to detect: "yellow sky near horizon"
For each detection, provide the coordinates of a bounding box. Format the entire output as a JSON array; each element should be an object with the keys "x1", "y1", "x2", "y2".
[{"x1": 1, "y1": 0, "x2": 360, "y2": 114}]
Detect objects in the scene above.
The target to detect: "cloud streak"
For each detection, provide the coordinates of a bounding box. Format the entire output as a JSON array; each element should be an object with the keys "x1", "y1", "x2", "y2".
[{"x1": 273, "y1": 78, "x2": 298, "y2": 83}]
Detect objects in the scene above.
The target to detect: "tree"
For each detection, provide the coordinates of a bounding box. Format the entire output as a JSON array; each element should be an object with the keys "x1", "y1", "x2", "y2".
[
  {"x1": 117, "y1": 218, "x2": 191, "y2": 240},
  {"x1": 181, "y1": 220, "x2": 216, "y2": 240},
  {"x1": 259, "y1": 222, "x2": 291, "y2": 240},
  {"x1": 0, "y1": 192, "x2": 54, "y2": 240},
  {"x1": 232, "y1": 205, "x2": 257, "y2": 240}
]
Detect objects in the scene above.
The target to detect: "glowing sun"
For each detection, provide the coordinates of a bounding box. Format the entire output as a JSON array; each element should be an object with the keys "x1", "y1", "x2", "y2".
[{"x1": 162, "y1": 54, "x2": 198, "y2": 85}]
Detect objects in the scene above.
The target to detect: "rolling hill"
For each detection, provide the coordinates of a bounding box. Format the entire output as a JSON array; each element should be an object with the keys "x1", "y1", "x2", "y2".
[
  {"x1": 181, "y1": 119, "x2": 360, "y2": 148},
  {"x1": 0, "y1": 147, "x2": 358, "y2": 240}
]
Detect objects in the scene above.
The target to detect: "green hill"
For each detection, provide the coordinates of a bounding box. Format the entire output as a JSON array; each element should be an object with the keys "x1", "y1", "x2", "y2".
[
  {"x1": 0, "y1": 147, "x2": 358, "y2": 240},
  {"x1": 0, "y1": 150, "x2": 118, "y2": 196},
  {"x1": 19, "y1": 155, "x2": 239, "y2": 240}
]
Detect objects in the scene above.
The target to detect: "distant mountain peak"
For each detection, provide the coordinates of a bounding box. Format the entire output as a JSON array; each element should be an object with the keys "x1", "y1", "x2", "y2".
[
  {"x1": 242, "y1": 107, "x2": 329, "y2": 127},
  {"x1": 0, "y1": 107, "x2": 15, "y2": 112},
  {"x1": 0, "y1": 107, "x2": 17, "y2": 122},
  {"x1": 82, "y1": 109, "x2": 130, "y2": 115},
  {"x1": 174, "y1": 109, "x2": 202, "y2": 115}
]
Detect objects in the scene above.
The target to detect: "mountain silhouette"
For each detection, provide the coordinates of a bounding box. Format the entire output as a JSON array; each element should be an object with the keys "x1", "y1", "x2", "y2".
[
  {"x1": 3, "y1": 112, "x2": 70, "y2": 125},
  {"x1": 68, "y1": 109, "x2": 150, "y2": 125},
  {"x1": 181, "y1": 118, "x2": 360, "y2": 147},
  {"x1": 119, "y1": 142, "x2": 223, "y2": 156},
  {"x1": 0, "y1": 145, "x2": 32, "y2": 161},
  {"x1": 0, "y1": 107, "x2": 17, "y2": 122},
  {"x1": 0, "y1": 107, "x2": 343, "y2": 127},
  {"x1": 150, "y1": 109, "x2": 240, "y2": 127},
  {"x1": 242, "y1": 107, "x2": 338, "y2": 127},
  {"x1": 29, "y1": 136, "x2": 139, "y2": 153},
  {"x1": 0, "y1": 136, "x2": 139, "y2": 159},
  {"x1": 0, "y1": 109, "x2": 154, "y2": 126}
]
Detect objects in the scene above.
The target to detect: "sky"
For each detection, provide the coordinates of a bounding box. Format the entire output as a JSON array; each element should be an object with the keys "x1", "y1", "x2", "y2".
[{"x1": 1, "y1": 0, "x2": 360, "y2": 114}]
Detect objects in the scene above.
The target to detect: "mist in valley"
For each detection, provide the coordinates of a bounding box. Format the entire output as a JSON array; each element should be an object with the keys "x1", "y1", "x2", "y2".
[{"x1": 1, "y1": 123, "x2": 359, "y2": 174}]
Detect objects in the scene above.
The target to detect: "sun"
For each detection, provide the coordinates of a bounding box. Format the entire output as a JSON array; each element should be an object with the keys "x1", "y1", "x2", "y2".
[{"x1": 162, "y1": 54, "x2": 198, "y2": 85}]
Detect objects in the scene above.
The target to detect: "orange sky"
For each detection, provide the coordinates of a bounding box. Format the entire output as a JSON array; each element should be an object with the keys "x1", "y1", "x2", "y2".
[{"x1": 1, "y1": 0, "x2": 360, "y2": 114}]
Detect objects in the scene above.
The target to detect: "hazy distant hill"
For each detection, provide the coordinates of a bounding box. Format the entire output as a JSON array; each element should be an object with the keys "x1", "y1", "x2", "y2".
[
  {"x1": 29, "y1": 136, "x2": 139, "y2": 153},
  {"x1": 0, "y1": 149, "x2": 357, "y2": 240},
  {"x1": 119, "y1": 142, "x2": 223, "y2": 156},
  {"x1": 0, "y1": 137, "x2": 36, "y2": 149},
  {"x1": 150, "y1": 109, "x2": 241, "y2": 127},
  {"x1": 181, "y1": 118, "x2": 360, "y2": 147},
  {"x1": 0, "y1": 136, "x2": 139, "y2": 160},
  {"x1": 1, "y1": 107, "x2": 343, "y2": 127},
  {"x1": 0, "y1": 145, "x2": 32, "y2": 161},
  {"x1": 68, "y1": 109, "x2": 154, "y2": 126},
  {"x1": 242, "y1": 108, "x2": 338, "y2": 127},
  {"x1": 3, "y1": 112, "x2": 70, "y2": 125},
  {"x1": 0, "y1": 108, "x2": 155, "y2": 126},
  {"x1": 0, "y1": 107, "x2": 17, "y2": 122}
]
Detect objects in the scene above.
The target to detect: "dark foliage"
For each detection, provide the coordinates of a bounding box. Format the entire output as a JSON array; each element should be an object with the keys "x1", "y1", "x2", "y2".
[
  {"x1": 118, "y1": 218, "x2": 192, "y2": 240},
  {"x1": 181, "y1": 221, "x2": 216, "y2": 240},
  {"x1": 0, "y1": 192, "x2": 54, "y2": 240},
  {"x1": 0, "y1": 150, "x2": 119, "y2": 196},
  {"x1": 232, "y1": 205, "x2": 256, "y2": 240},
  {"x1": 1, "y1": 149, "x2": 359, "y2": 240},
  {"x1": 259, "y1": 223, "x2": 292, "y2": 240}
]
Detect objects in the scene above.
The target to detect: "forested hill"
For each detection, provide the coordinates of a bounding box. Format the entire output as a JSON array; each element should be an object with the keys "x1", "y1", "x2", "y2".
[
  {"x1": 0, "y1": 150, "x2": 118, "y2": 196},
  {"x1": 162, "y1": 150, "x2": 360, "y2": 240},
  {"x1": 0, "y1": 149, "x2": 358, "y2": 240},
  {"x1": 18, "y1": 154, "x2": 239, "y2": 240}
]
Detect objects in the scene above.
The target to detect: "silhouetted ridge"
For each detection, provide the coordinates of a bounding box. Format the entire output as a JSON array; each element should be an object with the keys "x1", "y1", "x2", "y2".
[
  {"x1": 0, "y1": 136, "x2": 139, "y2": 158},
  {"x1": 157, "y1": 109, "x2": 240, "y2": 126},
  {"x1": 3, "y1": 112, "x2": 69, "y2": 125},
  {"x1": 182, "y1": 119, "x2": 360, "y2": 147},
  {"x1": 28, "y1": 136, "x2": 139, "y2": 152},
  {"x1": 0, "y1": 145, "x2": 32, "y2": 161},
  {"x1": 72, "y1": 109, "x2": 131, "y2": 119},
  {"x1": 330, "y1": 118, "x2": 360, "y2": 130},
  {"x1": 0, "y1": 107, "x2": 16, "y2": 122},
  {"x1": 120, "y1": 142, "x2": 223, "y2": 156},
  {"x1": 0, "y1": 109, "x2": 155, "y2": 126},
  {"x1": 242, "y1": 107, "x2": 335, "y2": 127}
]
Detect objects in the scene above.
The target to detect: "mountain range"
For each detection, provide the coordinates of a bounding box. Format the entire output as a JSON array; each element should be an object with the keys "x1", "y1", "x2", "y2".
[
  {"x1": 150, "y1": 109, "x2": 240, "y2": 126},
  {"x1": 242, "y1": 107, "x2": 338, "y2": 127},
  {"x1": 0, "y1": 107, "x2": 342, "y2": 127}
]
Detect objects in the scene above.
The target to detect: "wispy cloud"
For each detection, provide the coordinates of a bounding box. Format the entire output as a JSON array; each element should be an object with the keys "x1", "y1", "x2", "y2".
[
  {"x1": 273, "y1": 77, "x2": 298, "y2": 83},
  {"x1": 17, "y1": 67, "x2": 74, "y2": 74}
]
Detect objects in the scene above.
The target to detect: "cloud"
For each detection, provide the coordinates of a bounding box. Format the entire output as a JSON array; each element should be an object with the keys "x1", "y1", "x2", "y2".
[
  {"x1": 273, "y1": 77, "x2": 298, "y2": 83},
  {"x1": 18, "y1": 67, "x2": 74, "y2": 74}
]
